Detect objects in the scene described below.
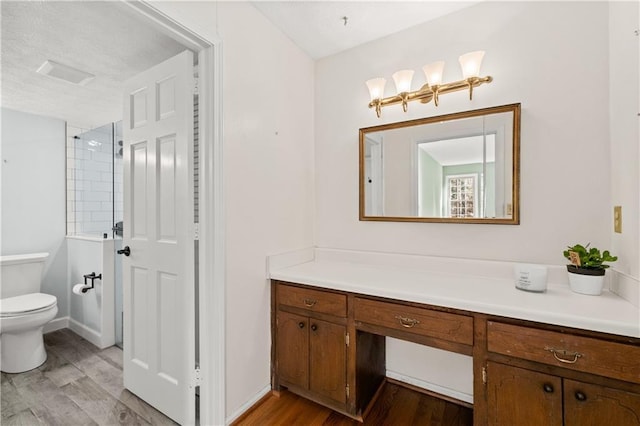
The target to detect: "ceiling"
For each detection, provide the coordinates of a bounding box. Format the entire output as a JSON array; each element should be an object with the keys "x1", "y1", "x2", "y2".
[
  {"x1": 1, "y1": 1, "x2": 188, "y2": 129},
  {"x1": 1, "y1": 1, "x2": 477, "y2": 130},
  {"x1": 251, "y1": 1, "x2": 478, "y2": 59},
  {"x1": 419, "y1": 135, "x2": 495, "y2": 166}
]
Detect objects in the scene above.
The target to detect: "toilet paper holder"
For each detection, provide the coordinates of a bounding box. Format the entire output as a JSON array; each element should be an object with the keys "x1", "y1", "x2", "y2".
[{"x1": 82, "y1": 272, "x2": 102, "y2": 293}]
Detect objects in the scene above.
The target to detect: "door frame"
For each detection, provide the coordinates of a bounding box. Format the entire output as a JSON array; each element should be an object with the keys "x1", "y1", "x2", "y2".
[{"x1": 122, "y1": 2, "x2": 225, "y2": 425}]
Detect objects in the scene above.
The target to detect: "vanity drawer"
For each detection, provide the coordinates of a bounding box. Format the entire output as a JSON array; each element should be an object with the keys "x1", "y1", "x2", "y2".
[
  {"x1": 354, "y1": 297, "x2": 473, "y2": 345},
  {"x1": 277, "y1": 284, "x2": 347, "y2": 317},
  {"x1": 487, "y1": 321, "x2": 640, "y2": 384}
]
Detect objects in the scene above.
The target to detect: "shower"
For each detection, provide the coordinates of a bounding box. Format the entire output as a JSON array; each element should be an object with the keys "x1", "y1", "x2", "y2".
[{"x1": 66, "y1": 121, "x2": 124, "y2": 348}]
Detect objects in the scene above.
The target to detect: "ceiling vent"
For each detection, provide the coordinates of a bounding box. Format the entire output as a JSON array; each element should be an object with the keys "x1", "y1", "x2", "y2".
[{"x1": 36, "y1": 60, "x2": 95, "y2": 86}]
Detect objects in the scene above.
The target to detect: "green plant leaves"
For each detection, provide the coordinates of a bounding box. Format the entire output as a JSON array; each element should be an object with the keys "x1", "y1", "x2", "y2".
[{"x1": 563, "y1": 243, "x2": 617, "y2": 270}]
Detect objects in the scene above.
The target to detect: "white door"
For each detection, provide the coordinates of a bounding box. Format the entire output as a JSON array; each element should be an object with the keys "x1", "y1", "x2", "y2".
[{"x1": 122, "y1": 50, "x2": 195, "y2": 425}]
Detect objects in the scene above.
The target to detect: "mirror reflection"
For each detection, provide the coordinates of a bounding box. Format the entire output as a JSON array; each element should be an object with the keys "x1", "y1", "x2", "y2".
[{"x1": 360, "y1": 104, "x2": 520, "y2": 224}]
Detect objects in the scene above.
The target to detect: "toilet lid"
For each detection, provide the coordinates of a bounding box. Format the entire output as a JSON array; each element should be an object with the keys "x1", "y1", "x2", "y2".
[{"x1": 0, "y1": 293, "x2": 57, "y2": 317}]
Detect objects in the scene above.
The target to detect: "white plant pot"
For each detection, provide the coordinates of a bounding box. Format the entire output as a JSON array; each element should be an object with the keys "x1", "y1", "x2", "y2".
[{"x1": 567, "y1": 266, "x2": 605, "y2": 296}]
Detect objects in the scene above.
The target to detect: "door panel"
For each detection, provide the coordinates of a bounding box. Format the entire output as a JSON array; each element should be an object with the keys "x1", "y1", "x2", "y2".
[
  {"x1": 277, "y1": 311, "x2": 309, "y2": 389},
  {"x1": 564, "y1": 379, "x2": 640, "y2": 426},
  {"x1": 486, "y1": 362, "x2": 562, "y2": 426},
  {"x1": 123, "y1": 49, "x2": 194, "y2": 425},
  {"x1": 309, "y1": 319, "x2": 347, "y2": 404}
]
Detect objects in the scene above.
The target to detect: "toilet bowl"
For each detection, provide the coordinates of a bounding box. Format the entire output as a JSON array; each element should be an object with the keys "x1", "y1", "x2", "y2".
[
  {"x1": 0, "y1": 253, "x2": 58, "y2": 373},
  {"x1": 0, "y1": 293, "x2": 58, "y2": 373}
]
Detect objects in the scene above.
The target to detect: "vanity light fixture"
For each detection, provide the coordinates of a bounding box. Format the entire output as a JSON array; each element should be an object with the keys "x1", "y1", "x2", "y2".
[{"x1": 366, "y1": 50, "x2": 492, "y2": 117}]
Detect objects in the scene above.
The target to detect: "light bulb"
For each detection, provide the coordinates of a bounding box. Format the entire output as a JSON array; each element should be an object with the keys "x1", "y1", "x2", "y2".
[
  {"x1": 422, "y1": 61, "x2": 445, "y2": 86},
  {"x1": 365, "y1": 78, "x2": 386, "y2": 101},
  {"x1": 459, "y1": 51, "x2": 485, "y2": 79},
  {"x1": 392, "y1": 69, "x2": 414, "y2": 94}
]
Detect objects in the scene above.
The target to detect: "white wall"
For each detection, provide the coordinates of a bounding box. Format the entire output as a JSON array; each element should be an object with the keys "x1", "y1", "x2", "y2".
[
  {"x1": 1, "y1": 108, "x2": 68, "y2": 319},
  {"x1": 151, "y1": 0, "x2": 636, "y2": 417},
  {"x1": 315, "y1": 1, "x2": 612, "y2": 402},
  {"x1": 67, "y1": 236, "x2": 115, "y2": 349},
  {"x1": 609, "y1": 1, "x2": 639, "y2": 279},
  {"x1": 149, "y1": 1, "x2": 315, "y2": 419},
  {"x1": 316, "y1": 1, "x2": 611, "y2": 266}
]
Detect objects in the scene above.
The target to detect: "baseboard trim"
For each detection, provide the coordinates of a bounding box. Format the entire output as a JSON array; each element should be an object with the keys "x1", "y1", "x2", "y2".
[
  {"x1": 386, "y1": 370, "x2": 473, "y2": 405},
  {"x1": 43, "y1": 316, "x2": 69, "y2": 333},
  {"x1": 226, "y1": 385, "x2": 271, "y2": 425},
  {"x1": 68, "y1": 318, "x2": 106, "y2": 349}
]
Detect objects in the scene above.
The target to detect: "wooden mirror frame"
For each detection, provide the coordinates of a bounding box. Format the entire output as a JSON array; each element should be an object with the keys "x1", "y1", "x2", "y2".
[{"x1": 359, "y1": 103, "x2": 521, "y2": 224}]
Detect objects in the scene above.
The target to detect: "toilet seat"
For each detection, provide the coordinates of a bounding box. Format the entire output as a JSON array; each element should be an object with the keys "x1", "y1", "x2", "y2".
[{"x1": 0, "y1": 293, "x2": 57, "y2": 318}]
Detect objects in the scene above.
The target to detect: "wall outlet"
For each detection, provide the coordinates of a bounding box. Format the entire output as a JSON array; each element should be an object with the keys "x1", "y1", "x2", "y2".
[{"x1": 614, "y1": 206, "x2": 622, "y2": 233}]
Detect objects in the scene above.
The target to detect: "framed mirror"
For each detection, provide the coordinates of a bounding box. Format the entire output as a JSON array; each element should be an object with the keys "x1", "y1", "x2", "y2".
[{"x1": 359, "y1": 103, "x2": 520, "y2": 224}]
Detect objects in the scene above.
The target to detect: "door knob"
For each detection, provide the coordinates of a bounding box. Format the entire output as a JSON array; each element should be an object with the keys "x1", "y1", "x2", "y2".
[
  {"x1": 574, "y1": 391, "x2": 587, "y2": 402},
  {"x1": 117, "y1": 246, "x2": 131, "y2": 256}
]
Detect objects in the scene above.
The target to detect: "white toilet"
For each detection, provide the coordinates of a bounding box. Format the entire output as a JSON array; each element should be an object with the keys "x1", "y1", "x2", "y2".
[{"x1": 0, "y1": 253, "x2": 58, "y2": 373}]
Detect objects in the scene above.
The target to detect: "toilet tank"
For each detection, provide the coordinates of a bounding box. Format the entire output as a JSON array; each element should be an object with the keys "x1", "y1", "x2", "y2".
[{"x1": 0, "y1": 253, "x2": 49, "y2": 299}]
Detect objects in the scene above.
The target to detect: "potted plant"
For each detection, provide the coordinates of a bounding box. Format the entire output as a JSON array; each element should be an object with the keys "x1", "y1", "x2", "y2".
[{"x1": 563, "y1": 243, "x2": 617, "y2": 295}]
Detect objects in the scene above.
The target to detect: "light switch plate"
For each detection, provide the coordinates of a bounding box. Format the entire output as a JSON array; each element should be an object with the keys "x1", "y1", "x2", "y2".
[{"x1": 614, "y1": 206, "x2": 622, "y2": 233}]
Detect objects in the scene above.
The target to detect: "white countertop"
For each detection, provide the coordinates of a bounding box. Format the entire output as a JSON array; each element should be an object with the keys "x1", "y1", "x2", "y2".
[{"x1": 270, "y1": 259, "x2": 640, "y2": 338}]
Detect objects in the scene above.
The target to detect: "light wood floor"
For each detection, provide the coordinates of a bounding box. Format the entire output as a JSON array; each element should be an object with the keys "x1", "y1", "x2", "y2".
[
  {"x1": 1, "y1": 329, "x2": 175, "y2": 425},
  {"x1": 234, "y1": 382, "x2": 473, "y2": 426}
]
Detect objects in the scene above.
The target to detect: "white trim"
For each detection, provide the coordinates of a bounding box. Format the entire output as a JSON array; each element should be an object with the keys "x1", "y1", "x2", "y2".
[
  {"x1": 68, "y1": 318, "x2": 108, "y2": 348},
  {"x1": 198, "y1": 40, "x2": 226, "y2": 426},
  {"x1": 121, "y1": 1, "x2": 210, "y2": 52},
  {"x1": 121, "y1": 3, "x2": 225, "y2": 425},
  {"x1": 364, "y1": 137, "x2": 384, "y2": 216},
  {"x1": 43, "y1": 316, "x2": 69, "y2": 333},
  {"x1": 410, "y1": 139, "x2": 419, "y2": 216},
  {"x1": 225, "y1": 385, "x2": 271, "y2": 425},
  {"x1": 610, "y1": 269, "x2": 640, "y2": 308},
  {"x1": 65, "y1": 235, "x2": 110, "y2": 242},
  {"x1": 386, "y1": 370, "x2": 473, "y2": 405},
  {"x1": 266, "y1": 247, "x2": 315, "y2": 275}
]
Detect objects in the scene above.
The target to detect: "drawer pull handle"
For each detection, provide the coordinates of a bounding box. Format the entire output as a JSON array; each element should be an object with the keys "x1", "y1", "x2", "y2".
[
  {"x1": 544, "y1": 347, "x2": 582, "y2": 364},
  {"x1": 303, "y1": 299, "x2": 317, "y2": 307},
  {"x1": 395, "y1": 315, "x2": 420, "y2": 328},
  {"x1": 542, "y1": 383, "x2": 554, "y2": 393},
  {"x1": 575, "y1": 391, "x2": 587, "y2": 402}
]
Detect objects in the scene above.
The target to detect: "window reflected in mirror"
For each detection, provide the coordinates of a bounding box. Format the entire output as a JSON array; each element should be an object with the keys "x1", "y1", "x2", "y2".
[{"x1": 360, "y1": 104, "x2": 520, "y2": 224}]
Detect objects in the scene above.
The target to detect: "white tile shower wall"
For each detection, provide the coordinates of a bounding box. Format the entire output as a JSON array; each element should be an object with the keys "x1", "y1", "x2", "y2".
[
  {"x1": 66, "y1": 123, "x2": 123, "y2": 237},
  {"x1": 114, "y1": 121, "x2": 123, "y2": 226}
]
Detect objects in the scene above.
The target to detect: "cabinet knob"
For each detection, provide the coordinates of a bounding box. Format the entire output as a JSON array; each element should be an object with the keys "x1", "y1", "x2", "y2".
[
  {"x1": 311, "y1": 324, "x2": 317, "y2": 331},
  {"x1": 298, "y1": 322, "x2": 305, "y2": 329},
  {"x1": 542, "y1": 383, "x2": 554, "y2": 393},
  {"x1": 575, "y1": 391, "x2": 587, "y2": 402}
]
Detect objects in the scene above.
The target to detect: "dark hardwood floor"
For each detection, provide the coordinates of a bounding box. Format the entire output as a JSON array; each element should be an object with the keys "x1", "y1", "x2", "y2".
[
  {"x1": 234, "y1": 381, "x2": 473, "y2": 426},
  {"x1": 1, "y1": 329, "x2": 175, "y2": 425},
  {"x1": 3, "y1": 329, "x2": 472, "y2": 425}
]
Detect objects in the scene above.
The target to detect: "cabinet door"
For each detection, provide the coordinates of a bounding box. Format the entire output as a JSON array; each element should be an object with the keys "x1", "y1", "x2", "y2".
[
  {"x1": 309, "y1": 319, "x2": 347, "y2": 404},
  {"x1": 277, "y1": 311, "x2": 309, "y2": 389},
  {"x1": 486, "y1": 362, "x2": 562, "y2": 426},
  {"x1": 564, "y1": 379, "x2": 640, "y2": 426}
]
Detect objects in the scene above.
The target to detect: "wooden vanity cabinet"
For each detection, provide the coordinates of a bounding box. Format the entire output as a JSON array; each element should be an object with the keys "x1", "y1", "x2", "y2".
[
  {"x1": 272, "y1": 280, "x2": 640, "y2": 425},
  {"x1": 273, "y1": 282, "x2": 349, "y2": 411},
  {"x1": 486, "y1": 361, "x2": 563, "y2": 426},
  {"x1": 485, "y1": 321, "x2": 640, "y2": 426},
  {"x1": 486, "y1": 362, "x2": 640, "y2": 426}
]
